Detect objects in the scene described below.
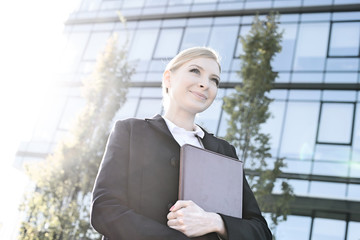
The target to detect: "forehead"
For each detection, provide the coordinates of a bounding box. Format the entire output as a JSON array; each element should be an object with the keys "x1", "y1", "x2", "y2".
[{"x1": 182, "y1": 57, "x2": 220, "y2": 75}]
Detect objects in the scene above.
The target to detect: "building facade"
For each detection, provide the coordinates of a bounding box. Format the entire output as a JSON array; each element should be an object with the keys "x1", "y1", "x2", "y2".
[{"x1": 15, "y1": 0, "x2": 360, "y2": 239}]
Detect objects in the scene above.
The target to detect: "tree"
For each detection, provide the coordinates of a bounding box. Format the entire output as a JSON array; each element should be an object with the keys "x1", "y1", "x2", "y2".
[
  {"x1": 223, "y1": 13, "x2": 294, "y2": 232},
  {"x1": 19, "y1": 28, "x2": 135, "y2": 239}
]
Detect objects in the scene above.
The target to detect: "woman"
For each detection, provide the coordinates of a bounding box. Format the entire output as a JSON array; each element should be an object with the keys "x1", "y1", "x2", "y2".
[{"x1": 91, "y1": 47, "x2": 272, "y2": 239}]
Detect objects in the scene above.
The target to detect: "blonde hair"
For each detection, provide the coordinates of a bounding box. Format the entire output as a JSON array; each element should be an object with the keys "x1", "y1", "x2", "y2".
[{"x1": 162, "y1": 46, "x2": 221, "y2": 111}]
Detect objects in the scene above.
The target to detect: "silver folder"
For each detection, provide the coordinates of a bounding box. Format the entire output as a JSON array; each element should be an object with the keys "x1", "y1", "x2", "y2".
[{"x1": 179, "y1": 144, "x2": 243, "y2": 218}]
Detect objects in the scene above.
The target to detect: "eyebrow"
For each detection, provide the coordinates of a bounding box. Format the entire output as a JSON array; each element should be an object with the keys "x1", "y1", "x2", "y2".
[{"x1": 188, "y1": 64, "x2": 220, "y2": 80}]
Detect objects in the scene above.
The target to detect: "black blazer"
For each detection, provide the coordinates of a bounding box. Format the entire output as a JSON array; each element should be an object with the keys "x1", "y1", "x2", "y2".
[{"x1": 91, "y1": 115, "x2": 272, "y2": 240}]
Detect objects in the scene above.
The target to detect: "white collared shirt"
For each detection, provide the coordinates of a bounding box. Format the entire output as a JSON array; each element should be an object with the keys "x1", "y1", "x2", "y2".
[{"x1": 163, "y1": 116, "x2": 204, "y2": 149}]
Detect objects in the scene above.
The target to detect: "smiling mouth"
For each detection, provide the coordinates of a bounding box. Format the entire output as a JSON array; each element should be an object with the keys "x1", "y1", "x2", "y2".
[{"x1": 190, "y1": 90, "x2": 207, "y2": 100}]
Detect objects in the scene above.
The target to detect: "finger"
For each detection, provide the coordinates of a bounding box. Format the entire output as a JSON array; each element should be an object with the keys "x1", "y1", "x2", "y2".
[
  {"x1": 167, "y1": 218, "x2": 183, "y2": 227},
  {"x1": 167, "y1": 211, "x2": 176, "y2": 220},
  {"x1": 170, "y1": 200, "x2": 192, "y2": 212}
]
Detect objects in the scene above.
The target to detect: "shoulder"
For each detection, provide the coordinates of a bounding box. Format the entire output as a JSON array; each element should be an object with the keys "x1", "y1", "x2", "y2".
[{"x1": 203, "y1": 129, "x2": 238, "y2": 158}]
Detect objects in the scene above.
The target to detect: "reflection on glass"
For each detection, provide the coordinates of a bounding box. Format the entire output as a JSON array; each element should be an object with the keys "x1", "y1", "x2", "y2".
[
  {"x1": 309, "y1": 181, "x2": 346, "y2": 199},
  {"x1": 293, "y1": 23, "x2": 329, "y2": 70},
  {"x1": 311, "y1": 218, "x2": 346, "y2": 240},
  {"x1": 135, "y1": 98, "x2": 162, "y2": 119},
  {"x1": 129, "y1": 29, "x2": 159, "y2": 60},
  {"x1": 275, "y1": 215, "x2": 311, "y2": 240},
  {"x1": 180, "y1": 27, "x2": 211, "y2": 50},
  {"x1": 208, "y1": 25, "x2": 239, "y2": 71},
  {"x1": 280, "y1": 102, "x2": 320, "y2": 159},
  {"x1": 273, "y1": 24, "x2": 297, "y2": 71},
  {"x1": 329, "y1": 22, "x2": 360, "y2": 56},
  {"x1": 154, "y1": 28, "x2": 183, "y2": 58},
  {"x1": 318, "y1": 103, "x2": 354, "y2": 144}
]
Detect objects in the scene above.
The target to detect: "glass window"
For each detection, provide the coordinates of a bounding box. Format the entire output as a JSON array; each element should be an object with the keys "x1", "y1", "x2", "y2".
[
  {"x1": 83, "y1": 32, "x2": 111, "y2": 60},
  {"x1": 154, "y1": 28, "x2": 183, "y2": 59},
  {"x1": 312, "y1": 161, "x2": 348, "y2": 177},
  {"x1": 283, "y1": 159, "x2": 312, "y2": 174},
  {"x1": 273, "y1": 24, "x2": 297, "y2": 71},
  {"x1": 261, "y1": 101, "x2": 286, "y2": 157},
  {"x1": 59, "y1": 32, "x2": 90, "y2": 74},
  {"x1": 275, "y1": 215, "x2": 311, "y2": 240},
  {"x1": 349, "y1": 162, "x2": 360, "y2": 178},
  {"x1": 322, "y1": 90, "x2": 357, "y2": 102},
  {"x1": 329, "y1": 22, "x2": 360, "y2": 57},
  {"x1": 314, "y1": 144, "x2": 351, "y2": 162},
  {"x1": 32, "y1": 96, "x2": 67, "y2": 142},
  {"x1": 352, "y1": 104, "x2": 360, "y2": 162},
  {"x1": 196, "y1": 98, "x2": 222, "y2": 134},
  {"x1": 288, "y1": 179, "x2": 309, "y2": 196},
  {"x1": 325, "y1": 72, "x2": 358, "y2": 83},
  {"x1": 318, "y1": 103, "x2": 354, "y2": 144},
  {"x1": 326, "y1": 58, "x2": 359, "y2": 71},
  {"x1": 168, "y1": 0, "x2": 192, "y2": 5},
  {"x1": 348, "y1": 221, "x2": 360, "y2": 240},
  {"x1": 280, "y1": 102, "x2": 320, "y2": 159},
  {"x1": 208, "y1": 25, "x2": 239, "y2": 71},
  {"x1": 348, "y1": 184, "x2": 360, "y2": 200},
  {"x1": 311, "y1": 218, "x2": 346, "y2": 240},
  {"x1": 135, "y1": 98, "x2": 162, "y2": 118},
  {"x1": 122, "y1": 0, "x2": 145, "y2": 8},
  {"x1": 128, "y1": 29, "x2": 159, "y2": 61},
  {"x1": 113, "y1": 98, "x2": 139, "y2": 121},
  {"x1": 309, "y1": 181, "x2": 346, "y2": 199},
  {"x1": 293, "y1": 23, "x2": 330, "y2": 71},
  {"x1": 180, "y1": 27, "x2": 211, "y2": 50},
  {"x1": 291, "y1": 72, "x2": 323, "y2": 83},
  {"x1": 235, "y1": 25, "x2": 251, "y2": 57},
  {"x1": 59, "y1": 97, "x2": 86, "y2": 130},
  {"x1": 145, "y1": 0, "x2": 167, "y2": 6},
  {"x1": 288, "y1": 90, "x2": 321, "y2": 101}
]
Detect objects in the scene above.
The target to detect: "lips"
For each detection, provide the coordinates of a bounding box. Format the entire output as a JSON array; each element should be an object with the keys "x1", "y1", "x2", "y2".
[{"x1": 190, "y1": 90, "x2": 207, "y2": 100}]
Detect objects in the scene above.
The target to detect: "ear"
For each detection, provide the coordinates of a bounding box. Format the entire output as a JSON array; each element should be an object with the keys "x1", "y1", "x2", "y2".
[{"x1": 162, "y1": 70, "x2": 171, "y2": 89}]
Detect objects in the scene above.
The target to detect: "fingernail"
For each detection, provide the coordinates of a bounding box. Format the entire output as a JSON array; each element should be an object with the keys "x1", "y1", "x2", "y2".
[{"x1": 170, "y1": 206, "x2": 174, "y2": 211}]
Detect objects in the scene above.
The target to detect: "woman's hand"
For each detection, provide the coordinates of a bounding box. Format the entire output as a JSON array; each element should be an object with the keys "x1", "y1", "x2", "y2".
[{"x1": 167, "y1": 200, "x2": 227, "y2": 238}]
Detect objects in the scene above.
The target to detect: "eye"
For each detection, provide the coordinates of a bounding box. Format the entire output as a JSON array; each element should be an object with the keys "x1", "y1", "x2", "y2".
[
  {"x1": 190, "y1": 68, "x2": 200, "y2": 74},
  {"x1": 211, "y1": 77, "x2": 220, "y2": 87}
]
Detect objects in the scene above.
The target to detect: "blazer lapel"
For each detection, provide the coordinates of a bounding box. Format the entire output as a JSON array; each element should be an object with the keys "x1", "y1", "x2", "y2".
[
  {"x1": 145, "y1": 114, "x2": 175, "y2": 141},
  {"x1": 201, "y1": 129, "x2": 220, "y2": 153}
]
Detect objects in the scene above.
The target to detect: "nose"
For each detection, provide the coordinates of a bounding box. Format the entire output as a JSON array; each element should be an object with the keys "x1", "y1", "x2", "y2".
[{"x1": 198, "y1": 77, "x2": 209, "y2": 89}]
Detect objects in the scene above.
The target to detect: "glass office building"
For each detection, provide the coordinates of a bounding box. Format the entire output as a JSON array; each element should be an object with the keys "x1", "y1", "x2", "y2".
[{"x1": 15, "y1": 0, "x2": 360, "y2": 239}]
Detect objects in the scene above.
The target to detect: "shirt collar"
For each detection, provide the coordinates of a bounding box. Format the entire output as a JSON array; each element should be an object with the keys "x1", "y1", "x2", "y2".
[{"x1": 162, "y1": 116, "x2": 205, "y2": 139}]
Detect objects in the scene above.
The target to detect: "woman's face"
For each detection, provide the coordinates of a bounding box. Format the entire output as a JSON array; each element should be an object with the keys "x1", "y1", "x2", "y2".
[{"x1": 164, "y1": 57, "x2": 220, "y2": 115}]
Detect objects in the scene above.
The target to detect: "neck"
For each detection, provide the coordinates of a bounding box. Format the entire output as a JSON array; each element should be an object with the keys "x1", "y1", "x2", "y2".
[{"x1": 163, "y1": 109, "x2": 195, "y2": 131}]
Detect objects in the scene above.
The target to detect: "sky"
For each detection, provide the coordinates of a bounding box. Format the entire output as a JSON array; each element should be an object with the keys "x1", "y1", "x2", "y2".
[{"x1": 0, "y1": 0, "x2": 81, "y2": 238}]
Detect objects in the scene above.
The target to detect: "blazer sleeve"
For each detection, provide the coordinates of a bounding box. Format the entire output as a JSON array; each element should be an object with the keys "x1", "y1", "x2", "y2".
[
  {"x1": 218, "y1": 145, "x2": 272, "y2": 240},
  {"x1": 90, "y1": 120, "x2": 190, "y2": 240}
]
